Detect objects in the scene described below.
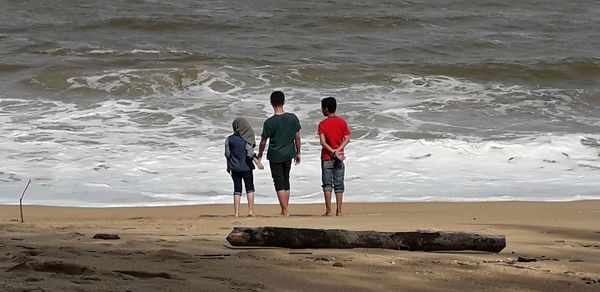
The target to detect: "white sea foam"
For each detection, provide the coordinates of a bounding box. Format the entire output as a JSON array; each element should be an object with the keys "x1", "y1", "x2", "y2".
[
  {"x1": 87, "y1": 49, "x2": 116, "y2": 54},
  {"x1": 129, "y1": 49, "x2": 161, "y2": 54},
  {"x1": 37, "y1": 47, "x2": 193, "y2": 56},
  {"x1": 2, "y1": 67, "x2": 600, "y2": 206},
  {"x1": 1, "y1": 97, "x2": 599, "y2": 207}
]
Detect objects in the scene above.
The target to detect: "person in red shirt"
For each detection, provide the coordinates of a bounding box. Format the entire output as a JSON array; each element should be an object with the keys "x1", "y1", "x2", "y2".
[{"x1": 317, "y1": 97, "x2": 350, "y2": 216}]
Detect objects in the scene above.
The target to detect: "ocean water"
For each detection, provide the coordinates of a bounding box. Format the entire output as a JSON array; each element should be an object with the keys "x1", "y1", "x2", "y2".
[{"x1": 1, "y1": 0, "x2": 599, "y2": 206}]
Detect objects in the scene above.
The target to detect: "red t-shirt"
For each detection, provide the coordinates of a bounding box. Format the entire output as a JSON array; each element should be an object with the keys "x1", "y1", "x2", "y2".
[{"x1": 317, "y1": 115, "x2": 351, "y2": 161}]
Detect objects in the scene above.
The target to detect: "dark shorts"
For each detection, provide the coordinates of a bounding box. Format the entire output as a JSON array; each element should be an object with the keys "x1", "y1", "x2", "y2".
[
  {"x1": 321, "y1": 159, "x2": 345, "y2": 193},
  {"x1": 269, "y1": 160, "x2": 292, "y2": 192},
  {"x1": 231, "y1": 171, "x2": 255, "y2": 195}
]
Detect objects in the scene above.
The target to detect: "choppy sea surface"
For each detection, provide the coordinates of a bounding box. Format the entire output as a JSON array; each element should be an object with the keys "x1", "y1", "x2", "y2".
[{"x1": 1, "y1": 0, "x2": 599, "y2": 206}]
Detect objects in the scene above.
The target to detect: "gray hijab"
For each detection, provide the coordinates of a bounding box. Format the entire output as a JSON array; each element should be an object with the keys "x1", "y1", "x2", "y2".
[{"x1": 232, "y1": 117, "x2": 256, "y2": 147}]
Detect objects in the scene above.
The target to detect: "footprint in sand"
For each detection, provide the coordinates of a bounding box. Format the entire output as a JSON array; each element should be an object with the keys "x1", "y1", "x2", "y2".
[
  {"x1": 21, "y1": 249, "x2": 42, "y2": 256},
  {"x1": 113, "y1": 270, "x2": 173, "y2": 279},
  {"x1": 200, "y1": 275, "x2": 266, "y2": 290},
  {"x1": 8, "y1": 261, "x2": 95, "y2": 276},
  {"x1": 147, "y1": 248, "x2": 191, "y2": 261},
  {"x1": 236, "y1": 250, "x2": 288, "y2": 260}
]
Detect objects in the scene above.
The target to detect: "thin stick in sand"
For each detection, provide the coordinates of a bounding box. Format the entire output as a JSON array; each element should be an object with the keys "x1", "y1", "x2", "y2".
[{"x1": 19, "y1": 178, "x2": 31, "y2": 223}]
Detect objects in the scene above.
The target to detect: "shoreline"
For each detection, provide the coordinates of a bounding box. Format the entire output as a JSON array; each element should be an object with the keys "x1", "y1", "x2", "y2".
[
  {"x1": 2, "y1": 200, "x2": 599, "y2": 220},
  {"x1": 2, "y1": 198, "x2": 600, "y2": 208},
  {"x1": 1, "y1": 201, "x2": 599, "y2": 291}
]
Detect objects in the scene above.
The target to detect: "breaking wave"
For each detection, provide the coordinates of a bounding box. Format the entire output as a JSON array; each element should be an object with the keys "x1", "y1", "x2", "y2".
[{"x1": 403, "y1": 58, "x2": 600, "y2": 86}]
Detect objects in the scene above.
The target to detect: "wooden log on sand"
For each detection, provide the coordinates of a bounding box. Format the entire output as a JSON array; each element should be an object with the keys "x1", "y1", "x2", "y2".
[{"x1": 226, "y1": 227, "x2": 506, "y2": 253}]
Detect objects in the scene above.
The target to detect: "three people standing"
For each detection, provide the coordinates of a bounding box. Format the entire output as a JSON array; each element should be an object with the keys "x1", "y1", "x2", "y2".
[{"x1": 225, "y1": 91, "x2": 350, "y2": 217}]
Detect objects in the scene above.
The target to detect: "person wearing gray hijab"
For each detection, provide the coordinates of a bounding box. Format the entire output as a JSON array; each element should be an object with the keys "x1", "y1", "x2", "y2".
[
  {"x1": 225, "y1": 117, "x2": 264, "y2": 216},
  {"x1": 232, "y1": 117, "x2": 256, "y2": 147}
]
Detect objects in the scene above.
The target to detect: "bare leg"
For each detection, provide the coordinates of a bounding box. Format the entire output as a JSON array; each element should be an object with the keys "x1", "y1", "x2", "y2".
[
  {"x1": 246, "y1": 192, "x2": 255, "y2": 217},
  {"x1": 277, "y1": 190, "x2": 289, "y2": 216},
  {"x1": 285, "y1": 190, "x2": 291, "y2": 215},
  {"x1": 335, "y1": 192, "x2": 344, "y2": 216},
  {"x1": 323, "y1": 191, "x2": 332, "y2": 216},
  {"x1": 233, "y1": 194, "x2": 241, "y2": 217}
]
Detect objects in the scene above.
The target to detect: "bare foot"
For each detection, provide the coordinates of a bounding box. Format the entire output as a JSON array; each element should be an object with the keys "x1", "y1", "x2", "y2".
[
  {"x1": 280, "y1": 211, "x2": 289, "y2": 217},
  {"x1": 234, "y1": 213, "x2": 240, "y2": 217},
  {"x1": 247, "y1": 212, "x2": 254, "y2": 217},
  {"x1": 323, "y1": 212, "x2": 332, "y2": 216},
  {"x1": 336, "y1": 212, "x2": 343, "y2": 216}
]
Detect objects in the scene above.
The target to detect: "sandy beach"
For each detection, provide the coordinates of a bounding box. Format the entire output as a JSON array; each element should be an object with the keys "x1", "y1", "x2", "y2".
[{"x1": 0, "y1": 201, "x2": 599, "y2": 291}]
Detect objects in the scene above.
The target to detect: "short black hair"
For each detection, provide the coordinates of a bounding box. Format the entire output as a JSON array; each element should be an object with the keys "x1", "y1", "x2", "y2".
[
  {"x1": 321, "y1": 97, "x2": 337, "y2": 113},
  {"x1": 270, "y1": 91, "x2": 285, "y2": 106}
]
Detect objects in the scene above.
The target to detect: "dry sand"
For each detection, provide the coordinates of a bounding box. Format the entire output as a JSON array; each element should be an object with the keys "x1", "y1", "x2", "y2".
[{"x1": 0, "y1": 201, "x2": 599, "y2": 291}]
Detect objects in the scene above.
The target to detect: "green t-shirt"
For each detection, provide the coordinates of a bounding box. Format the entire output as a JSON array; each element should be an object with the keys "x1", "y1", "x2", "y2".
[{"x1": 261, "y1": 113, "x2": 301, "y2": 163}]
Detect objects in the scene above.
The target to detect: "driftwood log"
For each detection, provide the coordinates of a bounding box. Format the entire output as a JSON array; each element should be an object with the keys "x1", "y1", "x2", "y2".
[{"x1": 227, "y1": 227, "x2": 505, "y2": 253}]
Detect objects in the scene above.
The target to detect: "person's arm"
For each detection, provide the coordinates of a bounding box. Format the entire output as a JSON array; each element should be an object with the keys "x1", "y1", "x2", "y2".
[
  {"x1": 335, "y1": 135, "x2": 350, "y2": 152},
  {"x1": 335, "y1": 122, "x2": 351, "y2": 153},
  {"x1": 319, "y1": 133, "x2": 335, "y2": 154},
  {"x1": 253, "y1": 157, "x2": 264, "y2": 170},
  {"x1": 256, "y1": 137, "x2": 267, "y2": 162},
  {"x1": 247, "y1": 143, "x2": 264, "y2": 170},
  {"x1": 224, "y1": 137, "x2": 231, "y2": 158},
  {"x1": 294, "y1": 131, "x2": 301, "y2": 165},
  {"x1": 224, "y1": 137, "x2": 231, "y2": 173},
  {"x1": 245, "y1": 143, "x2": 255, "y2": 159}
]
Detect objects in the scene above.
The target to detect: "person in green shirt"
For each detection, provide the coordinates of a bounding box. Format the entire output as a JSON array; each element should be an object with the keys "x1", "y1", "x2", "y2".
[{"x1": 256, "y1": 91, "x2": 301, "y2": 216}]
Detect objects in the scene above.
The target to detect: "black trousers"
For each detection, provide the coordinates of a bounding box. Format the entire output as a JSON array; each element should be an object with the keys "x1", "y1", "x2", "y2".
[
  {"x1": 231, "y1": 171, "x2": 255, "y2": 195},
  {"x1": 269, "y1": 160, "x2": 292, "y2": 191}
]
